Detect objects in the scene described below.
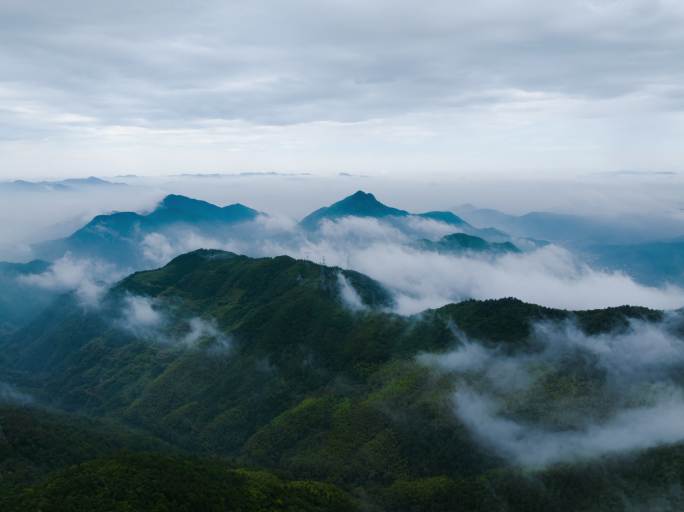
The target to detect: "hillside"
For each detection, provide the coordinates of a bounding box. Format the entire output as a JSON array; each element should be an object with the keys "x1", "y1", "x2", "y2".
[
  {"x1": 0, "y1": 406, "x2": 355, "y2": 511},
  {"x1": 2, "y1": 453, "x2": 357, "y2": 512},
  {"x1": 2, "y1": 249, "x2": 681, "y2": 510}
]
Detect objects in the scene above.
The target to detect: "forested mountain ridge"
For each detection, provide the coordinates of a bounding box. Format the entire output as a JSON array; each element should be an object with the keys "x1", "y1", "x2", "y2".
[{"x1": 2, "y1": 249, "x2": 681, "y2": 511}]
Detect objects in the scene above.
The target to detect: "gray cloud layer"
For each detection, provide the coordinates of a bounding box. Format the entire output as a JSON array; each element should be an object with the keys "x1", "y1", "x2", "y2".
[{"x1": 2, "y1": 1, "x2": 684, "y2": 176}]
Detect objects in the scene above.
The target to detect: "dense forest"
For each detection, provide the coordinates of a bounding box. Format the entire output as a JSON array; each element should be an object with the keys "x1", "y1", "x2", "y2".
[{"x1": 1, "y1": 249, "x2": 683, "y2": 511}]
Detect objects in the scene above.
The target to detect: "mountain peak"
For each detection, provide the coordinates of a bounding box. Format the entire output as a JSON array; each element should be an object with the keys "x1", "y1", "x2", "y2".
[
  {"x1": 159, "y1": 194, "x2": 213, "y2": 209},
  {"x1": 348, "y1": 190, "x2": 376, "y2": 201},
  {"x1": 150, "y1": 195, "x2": 259, "y2": 226},
  {"x1": 34, "y1": 194, "x2": 259, "y2": 264},
  {"x1": 300, "y1": 191, "x2": 408, "y2": 228}
]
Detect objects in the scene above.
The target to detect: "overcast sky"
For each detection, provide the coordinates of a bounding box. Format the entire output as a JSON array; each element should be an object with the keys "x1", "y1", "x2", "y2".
[{"x1": 1, "y1": 0, "x2": 684, "y2": 180}]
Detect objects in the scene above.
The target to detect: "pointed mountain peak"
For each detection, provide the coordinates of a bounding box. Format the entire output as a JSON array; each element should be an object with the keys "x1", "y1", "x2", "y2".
[
  {"x1": 347, "y1": 190, "x2": 377, "y2": 201},
  {"x1": 334, "y1": 190, "x2": 386, "y2": 208},
  {"x1": 300, "y1": 191, "x2": 409, "y2": 228},
  {"x1": 159, "y1": 194, "x2": 215, "y2": 210}
]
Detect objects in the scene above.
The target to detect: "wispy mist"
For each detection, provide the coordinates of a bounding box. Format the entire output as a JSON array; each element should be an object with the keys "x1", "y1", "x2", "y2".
[
  {"x1": 132, "y1": 213, "x2": 684, "y2": 313},
  {"x1": 118, "y1": 293, "x2": 232, "y2": 352},
  {"x1": 421, "y1": 314, "x2": 684, "y2": 468},
  {"x1": 0, "y1": 381, "x2": 34, "y2": 406},
  {"x1": 19, "y1": 254, "x2": 125, "y2": 307}
]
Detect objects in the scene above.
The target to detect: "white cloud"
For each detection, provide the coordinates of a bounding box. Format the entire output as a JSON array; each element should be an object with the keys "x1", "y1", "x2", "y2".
[
  {"x1": 19, "y1": 253, "x2": 123, "y2": 307},
  {"x1": 421, "y1": 314, "x2": 684, "y2": 467},
  {"x1": 141, "y1": 232, "x2": 177, "y2": 267},
  {"x1": 134, "y1": 215, "x2": 684, "y2": 313},
  {"x1": 337, "y1": 273, "x2": 367, "y2": 311},
  {"x1": 181, "y1": 317, "x2": 232, "y2": 353},
  {"x1": 0, "y1": 381, "x2": 34, "y2": 405},
  {"x1": 118, "y1": 293, "x2": 231, "y2": 353},
  {"x1": 122, "y1": 295, "x2": 163, "y2": 331},
  {"x1": 454, "y1": 386, "x2": 684, "y2": 468}
]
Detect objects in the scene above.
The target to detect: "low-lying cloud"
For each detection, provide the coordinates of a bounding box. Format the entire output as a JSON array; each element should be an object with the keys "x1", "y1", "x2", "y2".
[
  {"x1": 126, "y1": 214, "x2": 684, "y2": 314},
  {"x1": 0, "y1": 381, "x2": 34, "y2": 406},
  {"x1": 455, "y1": 386, "x2": 684, "y2": 469},
  {"x1": 337, "y1": 273, "x2": 368, "y2": 312},
  {"x1": 19, "y1": 254, "x2": 125, "y2": 307},
  {"x1": 421, "y1": 314, "x2": 684, "y2": 468},
  {"x1": 121, "y1": 294, "x2": 164, "y2": 335},
  {"x1": 119, "y1": 294, "x2": 232, "y2": 353}
]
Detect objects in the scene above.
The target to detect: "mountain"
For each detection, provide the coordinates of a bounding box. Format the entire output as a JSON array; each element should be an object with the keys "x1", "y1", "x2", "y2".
[
  {"x1": 415, "y1": 211, "x2": 464, "y2": 225},
  {"x1": 0, "y1": 177, "x2": 124, "y2": 193},
  {"x1": 34, "y1": 195, "x2": 260, "y2": 266},
  {"x1": 2, "y1": 248, "x2": 679, "y2": 511},
  {"x1": 455, "y1": 205, "x2": 684, "y2": 246},
  {"x1": 300, "y1": 191, "x2": 503, "y2": 240},
  {"x1": 144, "y1": 194, "x2": 258, "y2": 227},
  {"x1": 417, "y1": 233, "x2": 520, "y2": 255},
  {"x1": 3, "y1": 452, "x2": 356, "y2": 512},
  {"x1": 454, "y1": 206, "x2": 612, "y2": 244},
  {"x1": 58, "y1": 177, "x2": 123, "y2": 187},
  {"x1": 300, "y1": 190, "x2": 410, "y2": 229},
  {"x1": 585, "y1": 239, "x2": 684, "y2": 287},
  {"x1": 456, "y1": 205, "x2": 684, "y2": 284}
]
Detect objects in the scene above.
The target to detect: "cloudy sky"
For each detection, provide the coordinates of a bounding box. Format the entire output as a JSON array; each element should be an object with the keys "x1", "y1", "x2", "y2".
[{"x1": 1, "y1": 0, "x2": 684, "y2": 180}]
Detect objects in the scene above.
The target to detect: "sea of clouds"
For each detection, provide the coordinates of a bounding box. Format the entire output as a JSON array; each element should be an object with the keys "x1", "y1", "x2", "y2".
[
  {"x1": 131, "y1": 214, "x2": 684, "y2": 314},
  {"x1": 15, "y1": 210, "x2": 684, "y2": 316}
]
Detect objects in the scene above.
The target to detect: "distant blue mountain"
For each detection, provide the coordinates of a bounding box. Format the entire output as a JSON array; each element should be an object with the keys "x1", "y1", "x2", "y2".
[
  {"x1": 298, "y1": 191, "x2": 518, "y2": 246},
  {"x1": 301, "y1": 190, "x2": 473, "y2": 228},
  {"x1": 416, "y1": 211, "x2": 468, "y2": 226},
  {"x1": 417, "y1": 233, "x2": 520, "y2": 255},
  {"x1": 455, "y1": 206, "x2": 611, "y2": 245},
  {"x1": 300, "y1": 191, "x2": 410, "y2": 229},
  {"x1": 585, "y1": 239, "x2": 684, "y2": 287},
  {"x1": 34, "y1": 195, "x2": 260, "y2": 266},
  {"x1": 455, "y1": 205, "x2": 684, "y2": 286},
  {"x1": 454, "y1": 205, "x2": 681, "y2": 246},
  {"x1": 0, "y1": 176, "x2": 124, "y2": 192},
  {"x1": 145, "y1": 194, "x2": 257, "y2": 227}
]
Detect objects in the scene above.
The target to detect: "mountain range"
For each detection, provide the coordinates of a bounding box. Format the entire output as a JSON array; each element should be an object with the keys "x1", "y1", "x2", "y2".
[
  {"x1": 455, "y1": 204, "x2": 684, "y2": 247},
  {"x1": 27, "y1": 191, "x2": 515, "y2": 270},
  {"x1": 0, "y1": 177, "x2": 125, "y2": 193},
  {"x1": 455, "y1": 204, "x2": 684, "y2": 286},
  {"x1": 585, "y1": 238, "x2": 684, "y2": 287},
  {"x1": 0, "y1": 189, "x2": 679, "y2": 343}
]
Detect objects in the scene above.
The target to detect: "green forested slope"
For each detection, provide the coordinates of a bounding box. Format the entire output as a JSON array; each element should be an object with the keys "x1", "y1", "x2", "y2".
[{"x1": 1, "y1": 249, "x2": 681, "y2": 511}]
